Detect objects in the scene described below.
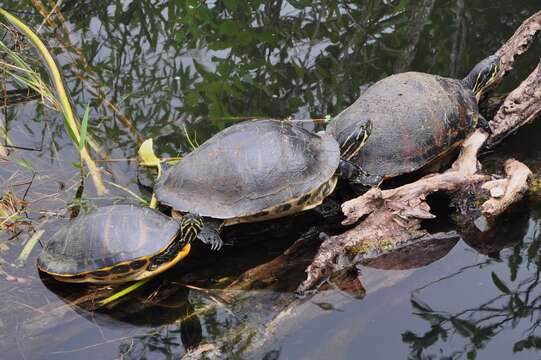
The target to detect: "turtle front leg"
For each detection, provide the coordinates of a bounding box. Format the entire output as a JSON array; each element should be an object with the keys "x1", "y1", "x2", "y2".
[{"x1": 197, "y1": 218, "x2": 224, "y2": 251}]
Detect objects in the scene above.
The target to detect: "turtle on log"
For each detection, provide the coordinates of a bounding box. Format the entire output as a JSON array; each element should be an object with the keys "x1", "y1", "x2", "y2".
[{"x1": 326, "y1": 55, "x2": 501, "y2": 185}]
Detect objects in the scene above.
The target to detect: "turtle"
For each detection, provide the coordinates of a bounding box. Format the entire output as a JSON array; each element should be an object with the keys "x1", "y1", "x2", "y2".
[
  {"x1": 326, "y1": 54, "x2": 502, "y2": 185},
  {"x1": 37, "y1": 204, "x2": 203, "y2": 284},
  {"x1": 154, "y1": 119, "x2": 371, "y2": 248}
]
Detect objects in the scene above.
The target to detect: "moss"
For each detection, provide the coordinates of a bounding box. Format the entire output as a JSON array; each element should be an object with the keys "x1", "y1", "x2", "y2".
[
  {"x1": 529, "y1": 177, "x2": 541, "y2": 194},
  {"x1": 350, "y1": 237, "x2": 397, "y2": 255}
]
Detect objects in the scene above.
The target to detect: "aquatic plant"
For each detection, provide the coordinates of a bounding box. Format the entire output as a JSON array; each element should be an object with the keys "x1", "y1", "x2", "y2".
[{"x1": 0, "y1": 7, "x2": 106, "y2": 194}]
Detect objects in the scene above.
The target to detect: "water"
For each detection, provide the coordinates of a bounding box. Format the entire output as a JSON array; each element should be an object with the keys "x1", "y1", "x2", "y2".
[{"x1": 0, "y1": 1, "x2": 540, "y2": 359}]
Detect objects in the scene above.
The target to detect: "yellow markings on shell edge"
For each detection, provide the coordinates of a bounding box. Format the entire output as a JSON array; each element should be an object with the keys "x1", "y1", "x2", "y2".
[
  {"x1": 47, "y1": 243, "x2": 192, "y2": 284},
  {"x1": 226, "y1": 177, "x2": 338, "y2": 225}
]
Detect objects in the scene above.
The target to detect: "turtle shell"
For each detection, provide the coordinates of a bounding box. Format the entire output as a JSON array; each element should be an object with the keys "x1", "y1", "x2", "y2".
[
  {"x1": 37, "y1": 205, "x2": 181, "y2": 277},
  {"x1": 326, "y1": 72, "x2": 479, "y2": 178},
  {"x1": 154, "y1": 119, "x2": 340, "y2": 219}
]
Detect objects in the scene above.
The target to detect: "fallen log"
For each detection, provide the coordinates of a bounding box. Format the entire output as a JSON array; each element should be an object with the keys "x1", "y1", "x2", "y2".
[{"x1": 298, "y1": 10, "x2": 541, "y2": 293}]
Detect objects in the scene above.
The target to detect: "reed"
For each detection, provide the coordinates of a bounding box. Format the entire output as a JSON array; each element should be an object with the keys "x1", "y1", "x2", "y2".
[{"x1": 0, "y1": 8, "x2": 106, "y2": 194}]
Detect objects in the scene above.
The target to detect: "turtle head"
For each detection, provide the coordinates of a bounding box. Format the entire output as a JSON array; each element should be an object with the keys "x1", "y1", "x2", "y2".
[
  {"x1": 463, "y1": 54, "x2": 501, "y2": 101},
  {"x1": 179, "y1": 213, "x2": 203, "y2": 245},
  {"x1": 336, "y1": 119, "x2": 372, "y2": 161}
]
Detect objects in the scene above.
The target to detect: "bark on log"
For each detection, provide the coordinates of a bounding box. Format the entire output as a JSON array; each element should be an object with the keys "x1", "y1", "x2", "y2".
[
  {"x1": 488, "y1": 61, "x2": 541, "y2": 147},
  {"x1": 298, "y1": 11, "x2": 541, "y2": 293},
  {"x1": 491, "y1": 10, "x2": 541, "y2": 91}
]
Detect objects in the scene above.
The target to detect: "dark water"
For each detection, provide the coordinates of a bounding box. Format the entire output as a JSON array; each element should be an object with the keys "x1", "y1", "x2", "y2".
[{"x1": 0, "y1": 1, "x2": 541, "y2": 359}]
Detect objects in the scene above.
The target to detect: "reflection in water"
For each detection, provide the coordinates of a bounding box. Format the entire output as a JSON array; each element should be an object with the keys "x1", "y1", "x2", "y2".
[
  {"x1": 0, "y1": 1, "x2": 540, "y2": 359},
  {"x1": 361, "y1": 233, "x2": 460, "y2": 270},
  {"x1": 33, "y1": 278, "x2": 203, "y2": 358},
  {"x1": 404, "y1": 210, "x2": 538, "y2": 359},
  {"x1": 460, "y1": 206, "x2": 530, "y2": 260}
]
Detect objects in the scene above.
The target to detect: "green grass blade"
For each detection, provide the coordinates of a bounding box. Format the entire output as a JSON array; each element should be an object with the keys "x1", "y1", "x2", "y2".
[
  {"x1": 98, "y1": 278, "x2": 150, "y2": 306},
  {"x1": 0, "y1": 7, "x2": 106, "y2": 195},
  {"x1": 16, "y1": 230, "x2": 44, "y2": 266},
  {"x1": 79, "y1": 104, "x2": 90, "y2": 151},
  {"x1": 106, "y1": 181, "x2": 149, "y2": 205}
]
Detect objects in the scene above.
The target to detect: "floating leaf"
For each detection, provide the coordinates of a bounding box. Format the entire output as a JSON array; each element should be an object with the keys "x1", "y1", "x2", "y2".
[{"x1": 138, "y1": 138, "x2": 161, "y2": 168}]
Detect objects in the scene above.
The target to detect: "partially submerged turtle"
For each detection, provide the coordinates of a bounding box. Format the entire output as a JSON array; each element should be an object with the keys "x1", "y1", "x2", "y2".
[
  {"x1": 37, "y1": 204, "x2": 203, "y2": 283},
  {"x1": 326, "y1": 55, "x2": 501, "y2": 185},
  {"x1": 154, "y1": 119, "x2": 370, "y2": 248}
]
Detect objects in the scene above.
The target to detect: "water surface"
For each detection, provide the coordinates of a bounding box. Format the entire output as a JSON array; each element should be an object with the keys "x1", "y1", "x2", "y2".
[{"x1": 0, "y1": 1, "x2": 540, "y2": 359}]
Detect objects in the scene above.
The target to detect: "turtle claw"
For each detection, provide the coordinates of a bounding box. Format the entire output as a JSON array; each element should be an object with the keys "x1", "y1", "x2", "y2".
[
  {"x1": 197, "y1": 226, "x2": 224, "y2": 251},
  {"x1": 209, "y1": 237, "x2": 223, "y2": 251}
]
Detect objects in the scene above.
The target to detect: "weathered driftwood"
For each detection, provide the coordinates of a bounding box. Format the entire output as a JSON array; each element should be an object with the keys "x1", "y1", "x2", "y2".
[
  {"x1": 492, "y1": 10, "x2": 541, "y2": 91},
  {"x1": 488, "y1": 61, "x2": 541, "y2": 147},
  {"x1": 298, "y1": 11, "x2": 541, "y2": 293}
]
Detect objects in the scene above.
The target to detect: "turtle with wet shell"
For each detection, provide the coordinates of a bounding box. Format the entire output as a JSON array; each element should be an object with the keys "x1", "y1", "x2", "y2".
[
  {"x1": 37, "y1": 205, "x2": 203, "y2": 283},
  {"x1": 154, "y1": 119, "x2": 372, "y2": 248}
]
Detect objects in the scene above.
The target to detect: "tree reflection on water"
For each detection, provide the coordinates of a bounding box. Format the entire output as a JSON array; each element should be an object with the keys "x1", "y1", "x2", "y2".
[{"x1": 404, "y1": 211, "x2": 541, "y2": 359}]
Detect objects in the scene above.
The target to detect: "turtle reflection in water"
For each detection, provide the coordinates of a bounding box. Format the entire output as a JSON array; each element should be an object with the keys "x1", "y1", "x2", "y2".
[
  {"x1": 37, "y1": 205, "x2": 203, "y2": 283},
  {"x1": 326, "y1": 55, "x2": 501, "y2": 185},
  {"x1": 155, "y1": 119, "x2": 372, "y2": 248}
]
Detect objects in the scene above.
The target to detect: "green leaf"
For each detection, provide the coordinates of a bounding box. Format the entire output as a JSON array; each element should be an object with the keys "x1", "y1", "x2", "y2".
[
  {"x1": 63, "y1": 119, "x2": 79, "y2": 145},
  {"x1": 138, "y1": 138, "x2": 162, "y2": 180},
  {"x1": 138, "y1": 138, "x2": 161, "y2": 168},
  {"x1": 98, "y1": 278, "x2": 150, "y2": 306},
  {"x1": 491, "y1": 272, "x2": 511, "y2": 294},
  {"x1": 78, "y1": 104, "x2": 90, "y2": 151},
  {"x1": 106, "y1": 181, "x2": 149, "y2": 205}
]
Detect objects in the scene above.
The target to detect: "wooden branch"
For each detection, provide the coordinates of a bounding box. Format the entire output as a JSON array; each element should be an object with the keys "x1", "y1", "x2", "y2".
[
  {"x1": 298, "y1": 11, "x2": 541, "y2": 293},
  {"x1": 298, "y1": 129, "x2": 494, "y2": 293},
  {"x1": 488, "y1": 61, "x2": 541, "y2": 147},
  {"x1": 299, "y1": 130, "x2": 533, "y2": 293},
  {"x1": 481, "y1": 159, "x2": 532, "y2": 217},
  {"x1": 492, "y1": 10, "x2": 541, "y2": 90}
]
